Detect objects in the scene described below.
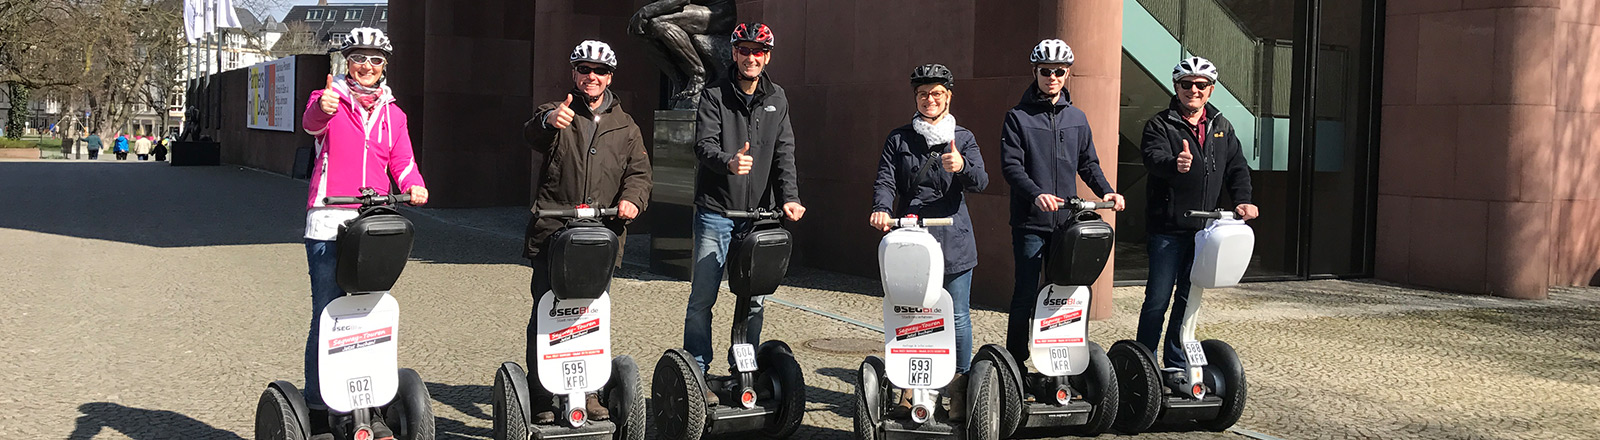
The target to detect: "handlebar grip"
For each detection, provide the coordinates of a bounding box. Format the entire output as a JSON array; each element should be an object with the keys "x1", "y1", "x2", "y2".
[
  {"x1": 536, "y1": 207, "x2": 620, "y2": 219},
  {"x1": 1185, "y1": 210, "x2": 1237, "y2": 220},
  {"x1": 536, "y1": 209, "x2": 578, "y2": 218},
  {"x1": 389, "y1": 194, "x2": 412, "y2": 204},
  {"x1": 324, "y1": 196, "x2": 362, "y2": 205},
  {"x1": 922, "y1": 218, "x2": 955, "y2": 226},
  {"x1": 723, "y1": 210, "x2": 780, "y2": 219},
  {"x1": 598, "y1": 207, "x2": 620, "y2": 217},
  {"x1": 1091, "y1": 201, "x2": 1116, "y2": 210}
]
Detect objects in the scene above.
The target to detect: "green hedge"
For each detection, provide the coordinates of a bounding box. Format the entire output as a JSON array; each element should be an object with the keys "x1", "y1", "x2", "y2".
[{"x1": 0, "y1": 138, "x2": 38, "y2": 149}]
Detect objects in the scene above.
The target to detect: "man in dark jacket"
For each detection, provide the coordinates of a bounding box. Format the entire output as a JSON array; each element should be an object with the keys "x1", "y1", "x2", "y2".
[
  {"x1": 521, "y1": 40, "x2": 653, "y2": 423},
  {"x1": 684, "y1": 22, "x2": 804, "y2": 379},
  {"x1": 1138, "y1": 56, "x2": 1257, "y2": 371},
  {"x1": 1000, "y1": 39, "x2": 1126, "y2": 364}
]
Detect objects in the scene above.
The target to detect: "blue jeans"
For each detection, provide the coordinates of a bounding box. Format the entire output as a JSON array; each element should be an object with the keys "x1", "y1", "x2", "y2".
[
  {"x1": 945, "y1": 269, "x2": 974, "y2": 374},
  {"x1": 684, "y1": 207, "x2": 764, "y2": 374},
  {"x1": 303, "y1": 239, "x2": 345, "y2": 407},
  {"x1": 1005, "y1": 229, "x2": 1048, "y2": 364},
  {"x1": 1138, "y1": 232, "x2": 1197, "y2": 369}
]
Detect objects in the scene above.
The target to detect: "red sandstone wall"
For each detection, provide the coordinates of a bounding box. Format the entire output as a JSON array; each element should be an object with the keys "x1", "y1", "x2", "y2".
[{"x1": 1552, "y1": 0, "x2": 1600, "y2": 287}]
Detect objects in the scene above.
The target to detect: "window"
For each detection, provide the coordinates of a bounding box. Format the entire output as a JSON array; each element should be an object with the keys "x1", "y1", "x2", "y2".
[
  {"x1": 305, "y1": 9, "x2": 323, "y2": 21},
  {"x1": 331, "y1": 33, "x2": 346, "y2": 43},
  {"x1": 345, "y1": 9, "x2": 362, "y2": 21},
  {"x1": 380, "y1": 10, "x2": 387, "y2": 21}
]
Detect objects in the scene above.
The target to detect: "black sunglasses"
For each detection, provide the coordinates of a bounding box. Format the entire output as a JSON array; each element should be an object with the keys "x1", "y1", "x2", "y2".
[
  {"x1": 1177, "y1": 80, "x2": 1213, "y2": 90},
  {"x1": 574, "y1": 65, "x2": 613, "y2": 76},
  {"x1": 734, "y1": 46, "x2": 771, "y2": 57},
  {"x1": 1037, "y1": 68, "x2": 1067, "y2": 78}
]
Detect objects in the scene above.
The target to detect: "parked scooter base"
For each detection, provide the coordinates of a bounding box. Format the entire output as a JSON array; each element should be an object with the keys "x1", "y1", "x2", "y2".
[
  {"x1": 652, "y1": 342, "x2": 805, "y2": 440},
  {"x1": 255, "y1": 369, "x2": 434, "y2": 440},
  {"x1": 854, "y1": 356, "x2": 1002, "y2": 440},
  {"x1": 494, "y1": 360, "x2": 645, "y2": 440},
  {"x1": 1108, "y1": 338, "x2": 1247, "y2": 432},
  {"x1": 977, "y1": 342, "x2": 1118, "y2": 437}
]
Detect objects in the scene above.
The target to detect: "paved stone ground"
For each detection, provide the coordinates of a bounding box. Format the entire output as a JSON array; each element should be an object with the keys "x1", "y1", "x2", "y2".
[{"x1": 2, "y1": 159, "x2": 1598, "y2": 440}]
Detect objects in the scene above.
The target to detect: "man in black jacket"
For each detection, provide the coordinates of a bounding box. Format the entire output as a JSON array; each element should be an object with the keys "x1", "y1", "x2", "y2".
[
  {"x1": 684, "y1": 22, "x2": 805, "y2": 381},
  {"x1": 1000, "y1": 39, "x2": 1126, "y2": 364},
  {"x1": 1138, "y1": 56, "x2": 1258, "y2": 370}
]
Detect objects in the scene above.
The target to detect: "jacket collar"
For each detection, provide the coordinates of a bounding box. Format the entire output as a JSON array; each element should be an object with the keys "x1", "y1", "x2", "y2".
[
  {"x1": 722, "y1": 66, "x2": 776, "y2": 105},
  {"x1": 571, "y1": 88, "x2": 621, "y2": 118},
  {"x1": 1165, "y1": 97, "x2": 1221, "y2": 124},
  {"x1": 1018, "y1": 83, "x2": 1072, "y2": 109}
]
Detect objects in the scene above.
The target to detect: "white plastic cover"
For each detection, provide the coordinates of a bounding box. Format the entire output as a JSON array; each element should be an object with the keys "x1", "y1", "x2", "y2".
[
  {"x1": 534, "y1": 292, "x2": 612, "y2": 395},
  {"x1": 884, "y1": 291, "x2": 957, "y2": 390},
  {"x1": 1029, "y1": 285, "x2": 1091, "y2": 376},
  {"x1": 1190, "y1": 219, "x2": 1255, "y2": 288},
  {"x1": 319, "y1": 293, "x2": 400, "y2": 413},
  {"x1": 878, "y1": 228, "x2": 944, "y2": 309}
]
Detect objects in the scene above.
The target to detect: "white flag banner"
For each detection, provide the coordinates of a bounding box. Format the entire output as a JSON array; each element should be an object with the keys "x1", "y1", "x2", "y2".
[
  {"x1": 183, "y1": 0, "x2": 205, "y2": 43},
  {"x1": 215, "y1": 0, "x2": 243, "y2": 29}
]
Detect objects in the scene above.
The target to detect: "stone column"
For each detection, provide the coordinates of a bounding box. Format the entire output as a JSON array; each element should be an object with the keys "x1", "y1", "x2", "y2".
[{"x1": 1055, "y1": 0, "x2": 1124, "y2": 318}]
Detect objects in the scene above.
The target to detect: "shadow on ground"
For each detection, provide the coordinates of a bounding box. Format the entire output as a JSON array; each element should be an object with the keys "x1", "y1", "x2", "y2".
[{"x1": 67, "y1": 402, "x2": 245, "y2": 440}]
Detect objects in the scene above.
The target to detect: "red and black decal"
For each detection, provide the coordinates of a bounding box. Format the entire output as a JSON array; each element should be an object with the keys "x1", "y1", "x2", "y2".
[
  {"x1": 548, "y1": 319, "x2": 600, "y2": 346},
  {"x1": 1038, "y1": 310, "x2": 1083, "y2": 332},
  {"x1": 327, "y1": 327, "x2": 394, "y2": 355},
  {"x1": 894, "y1": 319, "x2": 946, "y2": 341}
]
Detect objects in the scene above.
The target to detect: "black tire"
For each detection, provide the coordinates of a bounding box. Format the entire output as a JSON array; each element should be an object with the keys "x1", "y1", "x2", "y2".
[
  {"x1": 385, "y1": 368, "x2": 436, "y2": 440},
  {"x1": 493, "y1": 362, "x2": 531, "y2": 440},
  {"x1": 651, "y1": 349, "x2": 706, "y2": 440},
  {"x1": 1069, "y1": 341, "x2": 1120, "y2": 435},
  {"x1": 606, "y1": 356, "x2": 647, "y2": 440},
  {"x1": 756, "y1": 342, "x2": 805, "y2": 439},
  {"x1": 974, "y1": 344, "x2": 1023, "y2": 437},
  {"x1": 1108, "y1": 340, "x2": 1162, "y2": 433},
  {"x1": 1196, "y1": 339, "x2": 1247, "y2": 431},
  {"x1": 255, "y1": 383, "x2": 308, "y2": 440},
  {"x1": 853, "y1": 357, "x2": 886, "y2": 440},
  {"x1": 963, "y1": 360, "x2": 1001, "y2": 440}
]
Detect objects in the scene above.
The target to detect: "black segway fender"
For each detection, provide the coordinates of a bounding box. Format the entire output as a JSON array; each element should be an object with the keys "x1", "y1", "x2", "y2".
[
  {"x1": 974, "y1": 344, "x2": 1024, "y2": 438},
  {"x1": 1070, "y1": 341, "x2": 1119, "y2": 435},
  {"x1": 1197, "y1": 339, "x2": 1246, "y2": 432},
  {"x1": 651, "y1": 349, "x2": 708, "y2": 440},
  {"x1": 854, "y1": 357, "x2": 887, "y2": 440},
  {"x1": 493, "y1": 362, "x2": 533, "y2": 440},
  {"x1": 1107, "y1": 340, "x2": 1162, "y2": 434},
  {"x1": 755, "y1": 342, "x2": 806, "y2": 439},
  {"x1": 387, "y1": 368, "x2": 436, "y2": 440},
  {"x1": 756, "y1": 340, "x2": 794, "y2": 358},
  {"x1": 607, "y1": 356, "x2": 647, "y2": 440},
  {"x1": 261, "y1": 381, "x2": 311, "y2": 440}
]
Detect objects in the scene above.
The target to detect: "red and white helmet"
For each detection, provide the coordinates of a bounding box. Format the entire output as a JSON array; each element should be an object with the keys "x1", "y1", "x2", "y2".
[
  {"x1": 1172, "y1": 56, "x2": 1219, "y2": 83},
  {"x1": 1030, "y1": 39, "x2": 1074, "y2": 65},
  {"x1": 731, "y1": 22, "x2": 775, "y2": 48}
]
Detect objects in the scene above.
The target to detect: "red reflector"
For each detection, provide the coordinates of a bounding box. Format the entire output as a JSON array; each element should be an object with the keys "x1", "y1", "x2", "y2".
[
  {"x1": 741, "y1": 390, "x2": 756, "y2": 405},
  {"x1": 1056, "y1": 389, "x2": 1068, "y2": 403},
  {"x1": 571, "y1": 409, "x2": 585, "y2": 423},
  {"x1": 913, "y1": 406, "x2": 928, "y2": 419},
  {"x1": 1192, "y1": 384, "x2": 1204, "y2": 396},
  {"x1": 355, "y1": 428, "x2": 372, "y2": 440}
]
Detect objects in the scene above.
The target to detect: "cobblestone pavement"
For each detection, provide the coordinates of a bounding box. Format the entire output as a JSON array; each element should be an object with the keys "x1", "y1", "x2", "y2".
[{"x1": 3, "y1": 160, "x2": 1598, "y2": 440}]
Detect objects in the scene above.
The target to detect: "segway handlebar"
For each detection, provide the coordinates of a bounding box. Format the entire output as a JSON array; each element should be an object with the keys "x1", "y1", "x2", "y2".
[
  {"x1": 323, "y1": 193, "x2": 412, "y2": 207},
  {"x1": 537, "y1": 206, "x2": 620, "y2": 219},
  {"x1": 892, "y1": 217, "x2": 954, "y2": 229},
  {"x1": 1066, "y1": 198, "x2": 1117, "y2": 211},
  {"x1": 723, "y1": 208, "x2": 784, "y2": 220},
  {"x1": 1185, "y1": 210, "x2": 1239, "y2": 220}
]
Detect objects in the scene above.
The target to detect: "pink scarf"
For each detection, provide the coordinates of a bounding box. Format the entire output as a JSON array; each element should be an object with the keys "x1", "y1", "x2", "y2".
[{"x1": 345, "y1": 76, "x2": 385, "y2": 110}]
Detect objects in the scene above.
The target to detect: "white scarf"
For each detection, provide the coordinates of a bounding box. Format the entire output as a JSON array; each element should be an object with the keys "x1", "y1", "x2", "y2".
[{"x1": 912, "y1": 113, "x2": 957, "y2": 146}]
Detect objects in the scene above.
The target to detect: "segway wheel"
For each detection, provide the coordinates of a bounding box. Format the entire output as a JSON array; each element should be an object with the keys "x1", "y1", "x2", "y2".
[
  {"x1": 1196, "y1": 339, "x2": 1247, "y2": 431},
  {"x1": 382, "y1": 368, "x2": 436, "y2": 440},
  {"x1": 255, "y1": 382, "x2": 309, "y2": 440},
  {"x1": 1068, "y1": 341, "x2": 1120, "y2": 435},
  {"x1": 756, "y1": 341, "x2": 805, "y2": 439},
  {"x1": 853, "y1": 357, "x2": 887, "y2": 440},
  {"x1": 974, "y1": 344, "x2": 1023, "y2": 437},
  {"x1": 1108, "y1": 340, "x2": 1162, "y2": 433},
  {"x1": 651, "y1": 349, "x2": 706, "y2": 440},
  {"x1": 606, "y1": 356, "x2": 647, "y2": 440},
  {"x1": 493, "y1": 362, "x2": 532, "y2": 440},
  {"x1": 962, "y1": 360, "x2": 1002, "y2": 440}
]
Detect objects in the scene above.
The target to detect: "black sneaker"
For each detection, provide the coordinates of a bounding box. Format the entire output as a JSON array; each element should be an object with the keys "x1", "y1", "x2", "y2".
[{"x1": 369, "y1": 413, "x2": 396, "y2": 440}]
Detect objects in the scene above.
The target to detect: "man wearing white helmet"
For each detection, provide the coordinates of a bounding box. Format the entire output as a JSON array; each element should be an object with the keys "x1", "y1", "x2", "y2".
[
  {"x1": 520, "y1": 39, "x2": 653, "y2": 423},
  {"x1": 999, "y1": 39, "x2": 1126, "y2": 364},
  {"x1": 1137, "y1": 56, "x2": 1257, "y2": 373}
]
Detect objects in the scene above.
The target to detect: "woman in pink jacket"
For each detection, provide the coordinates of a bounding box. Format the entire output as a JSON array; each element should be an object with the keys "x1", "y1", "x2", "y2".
[{"x1": 300, "y1": 27, "x2": 429, "y2": 423}]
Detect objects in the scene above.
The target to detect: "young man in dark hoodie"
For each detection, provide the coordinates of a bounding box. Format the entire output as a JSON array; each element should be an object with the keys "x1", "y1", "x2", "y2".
[
  {"x1": 522, "y1": 39, "x2": 654, "y2": 423},
  {"x1": 999, "y1": 39, "x2": 1126, "y2": 364},
  {"x1": 1138, "y1": 56, "x2": 1256, "y2": 373},
  {"x1": 683, "y1": 22, "x2": 805, "y2": 388}
]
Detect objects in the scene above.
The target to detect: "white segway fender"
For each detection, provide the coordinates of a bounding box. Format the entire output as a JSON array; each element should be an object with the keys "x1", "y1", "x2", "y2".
[
  {"x1": 535, "y1": 292, "x2": 612, "y2": 395},
  {"x1": 884, "y1": 291, "x2": 957, "y2": 390},
  {"x1": 878, "y1": 228, "x2": 943, "y2": 309},
  {"x1": 318, "y1": 293, "x2": 401, "y2": 413},
  {"x1": 1191, "y1": 219, "x2": 1254, "y2": 289},
  {"x1": 1029, "y1": 285, "x2": 1091, "y2": 376}
]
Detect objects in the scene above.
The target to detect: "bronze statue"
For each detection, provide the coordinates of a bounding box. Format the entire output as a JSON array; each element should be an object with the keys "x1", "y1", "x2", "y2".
[{"x1": 628, "y1": 0, "x2": 736, "y2": 109}]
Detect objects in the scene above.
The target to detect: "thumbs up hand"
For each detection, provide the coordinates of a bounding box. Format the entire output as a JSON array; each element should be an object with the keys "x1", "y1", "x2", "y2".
[
  {"x1": 547, "y1": 94, "x2": 576, "y2": 130},
  {"x1": 1176, "y1": 139, "x2": 1193, "y2": 173},
  {"x1": 319, "y1": 75, "x2": 340, "y2": 115},
  {"x1": 728, "y1": 142, "x2": 753, "y2": 175},
  {"x1": 941, "y1": 140, "x2": 964, "y2": 173}
]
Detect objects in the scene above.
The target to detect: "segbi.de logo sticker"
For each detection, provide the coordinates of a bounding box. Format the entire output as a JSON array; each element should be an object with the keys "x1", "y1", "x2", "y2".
[
  {"x1": 894, "y1": 319, "x2": 947, "y2": 341},
  {"x1": 548, "y1": 319, "x2": 601, "y2": 346},
  {"x1": 893, "y1": 305, "x2": 942, "y2": 314},
  {"x1": 327, "y1": 327, "x2": 394, "y2": 355},
  {"x1": 550, "y1": 305, "x2": 601, "y2": 318}
]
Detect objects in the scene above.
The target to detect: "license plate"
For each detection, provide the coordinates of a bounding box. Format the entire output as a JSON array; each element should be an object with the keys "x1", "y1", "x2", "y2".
[
  {"x1": 347, "y1": 376, "x2": 374, "y2": 408},
  {"x1": 562, "y1": 360, "x2": 587, "y2": 390},
  {"x1": 908, "y1": 357, "x2": 932, "y2": 387},
  {"x1": 1183, "y1": 341, "x2": 1209, "y2": 367},
  {"x1": 732, "y1": 343, "x2": 758, "y2": 373},
  {"x1": 1049, "y1": 347, "x2": 1071, "y2": 373}
]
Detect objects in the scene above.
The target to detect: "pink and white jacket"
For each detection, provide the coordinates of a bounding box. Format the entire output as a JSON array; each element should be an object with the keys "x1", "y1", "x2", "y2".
[{"x1": 302, "y1": 76, "x2": 426, "y2": 210}]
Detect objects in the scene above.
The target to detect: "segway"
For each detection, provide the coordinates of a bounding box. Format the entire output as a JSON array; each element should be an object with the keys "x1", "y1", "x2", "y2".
[
  {"x1": 256, "y1": 188, "x2": 435, "y2": 440},
  {"x1": 855, "y1": 216, "x2": 1002, "y2": 440},
  {"x1": 492, "y1": 205, "x2": 646, "y2": 440},
  {"x1": 652, "y1": 208, "x2": 806, "y2": 440},
  {"x1": 974, "y1": 198, "x2": 1120, "y2": 438},
  {"x1": 1109, "y1": 209, "x2": 1252, "y2": 433}
]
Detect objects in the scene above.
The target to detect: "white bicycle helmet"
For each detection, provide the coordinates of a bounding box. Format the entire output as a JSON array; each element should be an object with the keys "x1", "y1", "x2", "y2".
[
  {"x1": 1172, "y1": 56, "x2": 1219, "y2": 83},
  {"x1": 570, "y1": 40, "x2": 618, "y2": 69},
  {"x1": 340, "y1": 27, "x2": 392, "y2": 55},
  {"x1": 1030, "y1": 39, "x2": 1074, "y2": 65}
]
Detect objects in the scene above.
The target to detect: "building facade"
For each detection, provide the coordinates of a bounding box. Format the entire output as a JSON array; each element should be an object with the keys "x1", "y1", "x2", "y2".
[
  {"x1": 277, "y1": 0, "x2": 1597, "y2": 310},
  {"x1": 280, "y1": 2, "x2": 391, "y2": 52}
]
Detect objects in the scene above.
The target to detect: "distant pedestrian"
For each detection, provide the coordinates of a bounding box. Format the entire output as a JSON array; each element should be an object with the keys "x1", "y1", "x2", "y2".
[
  {"x1": 133, "y1": 136, "x2": 153, "y2": 160},
  {"x1": 154, "y1": 136, "x2": 171, "y2": 161},
  {"x1": 113, "y1": 135, "x2": 129, "y2": 160},
  {"x1": 82, "y1": 133, "x2": 103, "y2": 160}
]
